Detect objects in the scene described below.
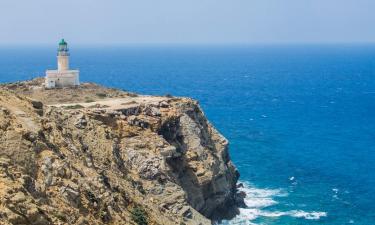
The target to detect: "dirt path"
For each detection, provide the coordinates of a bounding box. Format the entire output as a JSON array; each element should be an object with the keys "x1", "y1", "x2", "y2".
[{"x1": 48, "y1": 96, "x2": 169, "y2": 110}]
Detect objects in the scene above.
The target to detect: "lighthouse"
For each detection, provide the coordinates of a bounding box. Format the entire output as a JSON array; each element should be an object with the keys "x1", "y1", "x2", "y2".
[
  {"x1": 45, "y1": 39, "x2": 80, "y2": 88},
  {"x1": 57, "y1": 39, "x2": 70, "y2": 71}
]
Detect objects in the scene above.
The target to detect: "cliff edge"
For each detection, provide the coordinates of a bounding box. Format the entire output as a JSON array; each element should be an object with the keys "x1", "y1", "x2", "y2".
[{"x1": 0, "y1": 79, "x2": 241, "y2": 225}]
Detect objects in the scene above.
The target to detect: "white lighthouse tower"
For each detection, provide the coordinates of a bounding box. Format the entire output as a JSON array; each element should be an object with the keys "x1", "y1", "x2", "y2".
[{"x1": 45, "y1": 39, "x2": 80, "y2": 88}]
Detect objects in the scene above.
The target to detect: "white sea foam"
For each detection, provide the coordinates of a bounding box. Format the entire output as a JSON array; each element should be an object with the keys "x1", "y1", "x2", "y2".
[
  {"x1": 221, "y1": 182, "x2": 327, "y2": 224},
  {"x1": 239, "y1": 184, "x2": 285, "y2": 208},
  {"x1": 287, "y1": 210, "x2": 327, "y2": 220},
  {"x1": 332, "y1": 188, "x2": 340, "y2": 200}
]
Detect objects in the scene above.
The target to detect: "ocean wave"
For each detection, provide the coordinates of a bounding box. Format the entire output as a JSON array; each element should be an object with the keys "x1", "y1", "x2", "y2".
[
  {"x1": 220, "y1": 182, "x2": 327, "y2": 224},
  {"x1": 239, "y1": 184, "x2": 286, "y2": 208},
  {"x1": 287, "y1": 210, "x2": 327, "y2": 220}
]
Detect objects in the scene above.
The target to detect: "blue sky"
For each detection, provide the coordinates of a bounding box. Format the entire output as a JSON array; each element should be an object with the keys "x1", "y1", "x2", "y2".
[{"x1": 0, "y1": 0, "x2": 374, "y2": 45}]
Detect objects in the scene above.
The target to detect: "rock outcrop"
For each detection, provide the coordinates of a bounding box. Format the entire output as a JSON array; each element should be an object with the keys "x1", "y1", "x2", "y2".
[{"x1": 0, "y1": 79, "x2": 240, "y2": 225}]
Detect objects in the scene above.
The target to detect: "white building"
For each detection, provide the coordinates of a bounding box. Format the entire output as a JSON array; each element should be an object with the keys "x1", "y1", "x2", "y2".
[{"x1": 45, "y1": 39, "x2": 80, "y2": 88}]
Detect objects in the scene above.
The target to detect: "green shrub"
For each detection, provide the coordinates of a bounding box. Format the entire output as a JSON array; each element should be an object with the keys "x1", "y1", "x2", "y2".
[
  {"x1": 63, "y1": 104, "x2": 84, "y2": 109},
  {"x1": 85, "y1": 98, "x2": 95, "y2": 103},
  {"x1": 96, "y1": 93, "x2": 107, "y2": 98},
  {"x1": 53, "y1": 211, "x2": 67, "y2": 222},
  {"x1": 128, "y1": 93, "x2": 139, "y2": 97},
  {"x1": 131, "y1": 206, "x2": 148, "y2": 225}
]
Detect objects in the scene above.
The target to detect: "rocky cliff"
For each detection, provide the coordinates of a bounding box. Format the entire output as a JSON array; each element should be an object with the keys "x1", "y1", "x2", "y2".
[{"x1": 0, "y1": 79, "x2": 241, "y2": 225}]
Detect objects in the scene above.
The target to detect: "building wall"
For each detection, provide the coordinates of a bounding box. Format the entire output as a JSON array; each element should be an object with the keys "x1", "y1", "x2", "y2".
[
  {"x1": 58, "y1": 56, "x2": 69, "y2": 71},
  {"x1": 45, "y1": 70, "x2": 80, "y2": 88}
]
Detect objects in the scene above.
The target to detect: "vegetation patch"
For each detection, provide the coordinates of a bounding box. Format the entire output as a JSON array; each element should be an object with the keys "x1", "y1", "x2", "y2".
[
  {"x1": 88, "y1": 104, "x2": 110, "y2": 109},
  {"x1": 63, "y1": 104, "x2": 84, "y2": 109},
  {"x1": 96, "y1": 93, "x2": 107, "y2": 98},
  {"x1": 131, "y1": 206, "x2": 148, "y2": 225},
  {"x1": 127, "y1": 93, "x2": 138, "y2": 97},
  {"x1": 121, "y1": 101, "x2": 137, "y2": 105},
  {"x1": 85, "y1": 97, "x2": 95, "y2": 103}
]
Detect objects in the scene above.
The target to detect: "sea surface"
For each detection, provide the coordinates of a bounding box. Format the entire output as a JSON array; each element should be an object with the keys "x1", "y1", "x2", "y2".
[{"x1": 1, "y1": 45, "x2": 375, "y2": 225}]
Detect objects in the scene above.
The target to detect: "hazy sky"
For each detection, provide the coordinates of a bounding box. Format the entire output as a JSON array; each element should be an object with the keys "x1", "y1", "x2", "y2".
[{"x1": 1, "y1": 0, "x2": 374, "y2": 45}]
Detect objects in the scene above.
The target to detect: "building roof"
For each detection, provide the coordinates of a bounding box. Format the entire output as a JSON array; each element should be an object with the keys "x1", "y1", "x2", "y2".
[{"x1": 59, "y1": 39, "x2": 67, "y2": 46}]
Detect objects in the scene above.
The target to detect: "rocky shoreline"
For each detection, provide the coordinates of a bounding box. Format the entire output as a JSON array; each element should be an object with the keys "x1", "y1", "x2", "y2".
[{"x1": 0, "y1": 79, "x2": 243, "y2": 225}]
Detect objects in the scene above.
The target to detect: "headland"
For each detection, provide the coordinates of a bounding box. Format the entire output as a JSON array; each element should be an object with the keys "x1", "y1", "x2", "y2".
[{"x1": 0, "y1": 78, "x2": 242, "y2": 225}]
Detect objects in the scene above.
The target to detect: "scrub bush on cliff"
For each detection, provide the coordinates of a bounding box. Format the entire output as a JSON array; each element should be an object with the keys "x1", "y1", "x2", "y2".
[{"x1": 131, "y1": 206, "x2": 148, "y2": 225}]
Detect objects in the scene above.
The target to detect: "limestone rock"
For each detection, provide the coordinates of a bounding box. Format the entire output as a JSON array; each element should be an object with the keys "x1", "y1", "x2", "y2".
[
  {"x1": 0, "y1": 80, "x2": 241, "y2": 225},
  {"x1": 60, "y1": 185, "x2": 81, "y2": 207},
  {"x1": 144, "y1": 105, "x2": 161, "y2": 117},
  {"x1": 75, "y1": 115, "x2": 88, "y2": 129}
]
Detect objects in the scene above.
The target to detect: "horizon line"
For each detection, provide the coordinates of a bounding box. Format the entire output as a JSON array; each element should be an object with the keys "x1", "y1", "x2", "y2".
[{"x1": 1, "y1": 41, "x2": 375, "y2": 47}]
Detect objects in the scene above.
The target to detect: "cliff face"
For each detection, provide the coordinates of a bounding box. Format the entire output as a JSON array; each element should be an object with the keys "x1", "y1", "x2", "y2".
[{"x1": 0, "y1": 80, "x2": 240, "y2": 225}]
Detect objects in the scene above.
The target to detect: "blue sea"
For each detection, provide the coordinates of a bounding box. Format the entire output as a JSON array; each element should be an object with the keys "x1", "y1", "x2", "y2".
[{"x1": 1, "y1": 45, "x2": 375, "y2": 225}]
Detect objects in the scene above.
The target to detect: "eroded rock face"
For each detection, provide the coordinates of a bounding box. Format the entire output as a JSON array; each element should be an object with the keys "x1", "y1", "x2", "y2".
[
  {"x1": 0, "y1": 81, "x2": 241, "y2": 225},
  {"x1": 158, "y1": 102, "x2": 240, "y2": 218}
]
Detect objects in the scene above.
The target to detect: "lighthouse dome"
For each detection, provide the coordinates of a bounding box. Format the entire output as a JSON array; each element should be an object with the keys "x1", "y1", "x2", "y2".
[
  {"x1": 58, "y1": 39, "x2": 69, "y2": 55},
  {"x1": 59, "y1": 39, "x2": 67, "y2": 46}
]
